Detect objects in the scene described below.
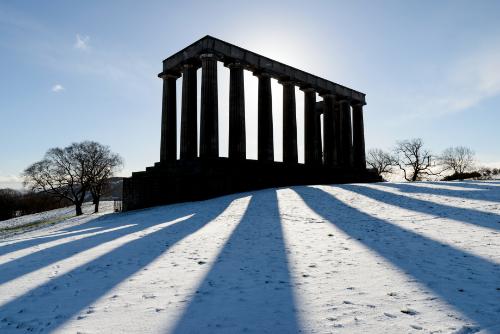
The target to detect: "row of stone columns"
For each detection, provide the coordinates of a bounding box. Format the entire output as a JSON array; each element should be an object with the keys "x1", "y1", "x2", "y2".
[{"x1": 159, "y1": 56, "x2": 366, "y2": 169}]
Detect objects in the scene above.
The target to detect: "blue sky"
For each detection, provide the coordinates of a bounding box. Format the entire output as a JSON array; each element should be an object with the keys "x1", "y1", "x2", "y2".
[{"x1": 1, "y1": 0, "x2": 499, "y2": 188}]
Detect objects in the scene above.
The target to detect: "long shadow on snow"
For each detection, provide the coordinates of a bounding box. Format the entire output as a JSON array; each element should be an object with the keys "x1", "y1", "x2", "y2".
[
  {"x1": 440, "y1": 181, "x2": 500, "y2": 189},
  {"x1": 294, "y1": 186, "x2": 500, "y2": 329},
  {"x1": 377, "y1": 182, "x2": 500, "y2": 202},
  {"x1": 341, "y1": 184, "x2": 500, "y2": 231},
  {"x1": 0, "y1": 213, "x2": 161, "y2": 285},
  {"x1": 172, "y1": 189, "x2": 301, "y2": 334},
  {"x1": 0, "y1": 195, "x2": 237, "y2": 332},
  {"x1": 0, "y1": 218, "x2": 114, "y2": 257}
]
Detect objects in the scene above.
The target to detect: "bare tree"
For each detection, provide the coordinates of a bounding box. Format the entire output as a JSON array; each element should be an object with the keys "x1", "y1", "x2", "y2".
[
  {"x1": 23, "y1": 141, "x2": 123, "y2": 216},
  {"x1": 366, "y1": 148, "x2": 395, "y2": 178},
  {"x1": 80, "y1": 141, "x2": 123, "y2": 213},
  {"x1": 23, "y1": 145, "x2": 89, "y2": 215},
  {"x1": 440, "y1": 146, "x2": 475, "y2": 175},
  {"x1": 394, "y1": 138, "x2": 438, "y2": 182}
]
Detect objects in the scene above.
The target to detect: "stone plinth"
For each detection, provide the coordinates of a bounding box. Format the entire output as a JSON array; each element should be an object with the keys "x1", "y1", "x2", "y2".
[{"x1": 123, "y1": 158, "x2": 381, "y2": 211}]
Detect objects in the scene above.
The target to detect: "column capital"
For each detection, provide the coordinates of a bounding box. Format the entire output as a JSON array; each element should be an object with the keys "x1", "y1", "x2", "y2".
[
  {"x1": 350, "y1": 100, "x2": 366, "y2": 107},
  {"x1": 200, "y1": 53, "x2": 220, "y2": 61},
  {"x1": 180, "y1": 58, "x2": 202, "y2": 70},
  {"x1": 279, "y1": 80, "x2": 294, "y2": 86},
  {"x1": 253, "y1": 70, "x2": 272, "y2": 78},
  {"x1": 182, "y1": 63, "x2": 197, "y2": 70},
  {"x1": 158, "y1": 71, "x2": 181, "y2": 79},
  {"x1": 337, "y1": 96, "x2": 351, "y2": 103},
  {"x1": 319, "y1": 92, "x2": 336, "y2": 99},
  {"x1": 278, "y1": 77, "x2": 298, "y2": 86},
  {"x1": 300, "y1": 86, "x2": 316, "y2": 93},
  {"x1": 224, "y1": 60, "x2": 245, "y2": 69}
]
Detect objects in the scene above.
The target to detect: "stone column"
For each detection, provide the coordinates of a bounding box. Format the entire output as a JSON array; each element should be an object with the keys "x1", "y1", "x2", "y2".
[
  {"x1": 282, "y1": 81, "x2": 298, "y2": 164},
  {"x1": 302, "y1": 88, "x2": 320, "y2": 165},
  {"x1": 333, "y1": 99, "x2": 342, "y2": 167},
  {"x1": 314, "y1": 102, "x2": 323, "y2": 165},
  {"x1": 352, "y1": 102, "x2": 366, "y2": 169},
  {"x1": 200, "y1": 54, "x2": 219, "y2": 158},
  {"x1": 339, "y1": 98, "x2": 353, "y2": 168},
  {"x1": 180, "y1": 63, "x2": 198, "y2": 159},
  {"x1": 322, "y1": 93, "x2": 335, "y2": 167},
  {"x1": 255, "y1": 72, "x2": 273, "y2": 161},
  {"x1": 227, "y1": 62, "x2": 246, "y2": 160},
  {"x1": 159, "y1": 71, "x2": 180, "y2": 162}
]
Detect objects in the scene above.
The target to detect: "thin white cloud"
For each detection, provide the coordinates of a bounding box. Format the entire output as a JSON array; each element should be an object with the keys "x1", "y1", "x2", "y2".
[
  {"x1": 51, "y1": 84, "x2": 64, "y2": 92},
  {"x1": 444, "y1": 46, "x2": 500, "y2": 111},
  {"x1": 388, "y1": 40, "x2": 500, "y2": 125},
  {"x1": 74, "y1": 34, "x2": 90, "y2": 51}
]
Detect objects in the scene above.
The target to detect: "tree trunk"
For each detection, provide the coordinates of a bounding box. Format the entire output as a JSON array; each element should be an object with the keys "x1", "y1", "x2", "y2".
[
  {"x1": 75, "y1": 203, "x2": 83, "y2": 216},
  {"x1": 91, "y1": 191, "x2": 100, "y2": 213},
  {"x1": 94, "y1": 197, "x2": 100, "y2": 213},
  {"x1": 411, "y1": 172, "x2": 418, "y2": 182}
]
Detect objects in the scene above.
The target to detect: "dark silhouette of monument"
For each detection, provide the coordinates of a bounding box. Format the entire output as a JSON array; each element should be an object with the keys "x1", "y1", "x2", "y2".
[{"x1": 123, "y1": 36, "x2": 380, "y2": 211}]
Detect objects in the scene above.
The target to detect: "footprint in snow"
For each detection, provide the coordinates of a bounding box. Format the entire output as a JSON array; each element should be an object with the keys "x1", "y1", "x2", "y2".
[
  {"x1": 384, "y1": 312, "x2": 397, "y2": 318},
  {"x1": 410, "y1": 324, "x2": 423, "y2": 330},
  {"x1": 401, "y1": 308, "x2": 418, "y2": 315}
]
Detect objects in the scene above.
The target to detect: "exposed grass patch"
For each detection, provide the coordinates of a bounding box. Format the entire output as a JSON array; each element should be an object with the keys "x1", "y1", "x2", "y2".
[{"x1": 0, "y1": 214, "x2": 74, "y2": 233}]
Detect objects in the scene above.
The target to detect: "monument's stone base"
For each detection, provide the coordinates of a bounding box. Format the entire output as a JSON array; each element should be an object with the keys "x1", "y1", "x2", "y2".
[{"x1": 122, "y1": 158, "x2": 382, "y2": 211}]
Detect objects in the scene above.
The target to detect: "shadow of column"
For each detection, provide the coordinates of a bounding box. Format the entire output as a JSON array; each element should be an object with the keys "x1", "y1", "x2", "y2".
[
  {"x1": 293, "y1": 186, "x2": 500, "y2": 330},
  {"x1": 0, "y1": 195, "x2": 237, "y2": 332},
  {"x1": 0, "y1": 224, "x2": 108, "y2": 257},
  {"x1": 342, "y1": 184, "x2": 500, "y2": 231},
  {"x1": 377, "y1": 182, "x2": 500, "y2": 202},
  {"x1": 171, "y1": 189, "x2": 301, "y2": 333}
]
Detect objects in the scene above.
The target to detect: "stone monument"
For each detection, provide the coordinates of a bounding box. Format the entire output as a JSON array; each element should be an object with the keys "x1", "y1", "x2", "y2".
[{"x1": 123, "y1": 36, "x2": 380, "y2": 211}]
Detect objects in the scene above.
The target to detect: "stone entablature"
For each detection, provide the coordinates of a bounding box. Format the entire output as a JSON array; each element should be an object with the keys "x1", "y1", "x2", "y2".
[{"x1": 160, "y1": 35, "x2": 365, "y2": 104}]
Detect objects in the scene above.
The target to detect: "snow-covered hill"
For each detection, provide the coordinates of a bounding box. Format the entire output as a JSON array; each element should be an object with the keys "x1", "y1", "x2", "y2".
[
  {"x1": 0, "y1": 202, "x2": 114, "y2": 237},
  {"x1": 0, "y1": 181, "x2": 499, "y2": 333}
]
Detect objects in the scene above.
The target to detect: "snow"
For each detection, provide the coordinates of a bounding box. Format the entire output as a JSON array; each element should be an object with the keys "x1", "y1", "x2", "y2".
[
  {"x1": 0, "y1": 202, "x2": 114, "y2": 237},
  {"x1": 0, "y1": 181, "x2": 499, "y2": 333}
]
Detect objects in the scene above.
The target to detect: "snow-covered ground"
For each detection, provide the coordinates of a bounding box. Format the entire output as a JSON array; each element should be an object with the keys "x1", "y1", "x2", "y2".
[
  {"x1": 0, "y1": 181, "x2": 498, "y2": 333},
  {"x1": 0, "y1": 202, "x2": 114, "y2": 238}
]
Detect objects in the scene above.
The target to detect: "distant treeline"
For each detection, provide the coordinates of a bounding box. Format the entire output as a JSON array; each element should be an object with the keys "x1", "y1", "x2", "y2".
[
  {"x1": 442, "y1": 168, "x2": 500, "y2": 181},
  {"x1": 0, "y1": 189, "x2": 72, "y2": 221},
  {"x1": 367, "y1": 140, "x2": 499, "y2": 182}
]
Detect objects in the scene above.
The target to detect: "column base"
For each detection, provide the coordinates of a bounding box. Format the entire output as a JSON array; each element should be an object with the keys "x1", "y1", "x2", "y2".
[{"x1": 122, "y1": 158, "x2": 382, "y2": 211}]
